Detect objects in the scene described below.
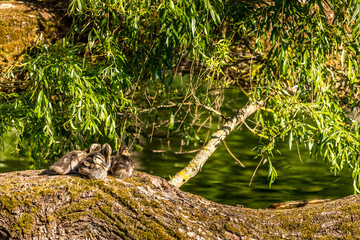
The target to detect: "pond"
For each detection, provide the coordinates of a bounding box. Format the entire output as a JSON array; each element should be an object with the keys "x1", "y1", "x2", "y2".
[
  {"x1": 135, "y1": 89, "x2": 354, "y2": 208},
  {"x1": 135, "y1": 127, "x2": 353, "y2": 209},
  {"x1": 0, "y1": 90, "x2": 354, "y2": 209},
  {"x1": 0, "y1": 130, "x2": 31, "y2": 173}
]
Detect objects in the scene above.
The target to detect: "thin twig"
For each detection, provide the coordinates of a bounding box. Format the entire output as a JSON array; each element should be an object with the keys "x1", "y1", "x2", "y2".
[
  {"x1": 138, "y1": 102, "x2": 192, "y2": 113},
  {"x1": 296, "y1": 141, "x2": 303, "y2": 163},
  {"x1": 249, "y1": 156, "x2": 264, "y2": 186},
  {"x1": 129, "y1": 125, "x2": 141, "y2": 150},
  {"x1": 174, "y1": 149, "x2": 201, "y2": 154},
  {"x1": 140, "y1": 142, "x2": 201, "y2": 154},
  {"x1": 150, "y1": 120, "x2": 155, "y2": 143},
  {"x1": 193, "y1": 94, "x2": 230, "y2": 120},
  {"x1": 196, "y1": 116, "x2": 211, "y2": 133},
  {"x1": 222, "y1": 140, "x2": 245, "y2": 168}
]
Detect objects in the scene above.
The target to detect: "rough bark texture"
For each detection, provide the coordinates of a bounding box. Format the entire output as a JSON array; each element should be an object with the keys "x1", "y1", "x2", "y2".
[
  {"x1": 0, "y1": 170, "x2": 359, "y2": 239},
  {"x1": 0, "y1": 0, "x2": 69, "y2": 82},
  {"x1": 169, "y1": 100, "x2": 264, "y2": 188}
]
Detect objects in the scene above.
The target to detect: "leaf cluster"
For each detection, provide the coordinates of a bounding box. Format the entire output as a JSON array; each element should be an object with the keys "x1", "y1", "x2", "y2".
[
  {"x1": 2, "y1": 0, "x2": 360, "y2": 193},
  {"x1": 0, "y1": 0, "x2": 236, "y2": 167},
  {"x1": 250, "y1": 0, "x2": 360, "y2": 191}
]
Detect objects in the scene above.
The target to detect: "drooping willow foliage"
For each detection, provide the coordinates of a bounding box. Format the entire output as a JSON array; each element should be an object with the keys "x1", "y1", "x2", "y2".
[{"x1": 1, "y1": 0, "x2": 360, "y2": 191}]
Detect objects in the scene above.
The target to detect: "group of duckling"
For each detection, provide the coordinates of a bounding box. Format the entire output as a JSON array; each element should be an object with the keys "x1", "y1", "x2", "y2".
[{"x1": 49, "y1": 143, "x2": 135, "y2": 180}]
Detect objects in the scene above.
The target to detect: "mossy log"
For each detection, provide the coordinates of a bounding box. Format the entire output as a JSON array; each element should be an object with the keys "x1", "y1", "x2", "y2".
[{"x1": 0, "y1": 170, "x2": 359, "y2": 239}]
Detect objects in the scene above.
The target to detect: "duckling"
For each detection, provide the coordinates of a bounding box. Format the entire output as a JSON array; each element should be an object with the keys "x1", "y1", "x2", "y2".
[
  {"x1": 78, "y1": 143, "x2": 112, "y2": 180},
  {"x1": 49, "y1": 143, "x2": 101, "y2": 175},
  {"x1": 110, "y1": 145, "x2": 135, "y2": 178}
]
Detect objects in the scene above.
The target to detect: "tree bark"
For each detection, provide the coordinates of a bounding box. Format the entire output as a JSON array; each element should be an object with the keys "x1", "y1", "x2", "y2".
[
  {"x1": 0, "y1": 170, "x2": 359, "y2": 239},
  {"x1": 169, "y1": 100, "x2": 264, "y2": 188}
]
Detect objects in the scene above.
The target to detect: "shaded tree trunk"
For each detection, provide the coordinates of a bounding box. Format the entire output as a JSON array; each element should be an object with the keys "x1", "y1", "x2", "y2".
[{"x1": 0, "y1": 170, "x2": 359, "y2": 239}]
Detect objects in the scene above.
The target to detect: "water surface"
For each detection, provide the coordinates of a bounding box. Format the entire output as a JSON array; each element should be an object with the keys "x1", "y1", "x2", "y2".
[
  {"x1": 135, "y1": 127, "x2": 353, "y2": 209},
  {"x1": 134, "y1": 89, "x2": 354, "y2": 208}
]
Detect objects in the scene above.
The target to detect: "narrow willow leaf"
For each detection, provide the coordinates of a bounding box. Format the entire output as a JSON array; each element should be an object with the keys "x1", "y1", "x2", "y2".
[
  {"x1": 350, "y1": 4, "x2": 360, "y2": 22},
  {"x1": 268, "y1": 163, "x2": 278, "y2": 188},
  {"x1": 191, "y1": 17, "x2": 196, "y2": 36},
  {"x1": 109, "y1": 120, "x2": 115, "y2": 139},
  {"x1": 37, "y1": 90, "x2": 43, "y2": 105},
  {"x1": 340, "y1": 49, "x2": 345, "y2": 67},
  {"x1": 169, "y1": 0, "x2": 175, "y2": 10},
  {"x1": 169, "y1": 113, "x2": 175, "y2": 130},
  {"x1": 78, "y1": 110, "x2": 82, "y2": 122},
  {"x1": 69, "y1": 120, "x2": 77, "y2": 130},
  {"x1": 204, "y1": 0, "x2": 209, "y2": 10}
]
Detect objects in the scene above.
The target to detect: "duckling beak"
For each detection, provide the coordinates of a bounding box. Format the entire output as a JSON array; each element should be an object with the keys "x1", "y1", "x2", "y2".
[{"x1": 122, "y1": 149, "x2": 130, "y2": 157}]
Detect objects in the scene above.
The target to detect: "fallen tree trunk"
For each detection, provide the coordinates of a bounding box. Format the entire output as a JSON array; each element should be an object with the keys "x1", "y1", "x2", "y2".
[
  {"x1": 0, "y1": 170, "x2": 359, "y2": 239},
  {"x1": 169, "y1": 100, "x2": 265, "y2": 188}
]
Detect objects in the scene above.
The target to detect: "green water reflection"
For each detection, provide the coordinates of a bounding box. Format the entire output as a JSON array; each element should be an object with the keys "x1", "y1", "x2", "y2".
[
  {"x1": 0, "y1": 130, "x2": 32, "y2": 173},
  {"x1": 135, "y1": 127, "x2": 353, "y2": 209},
  {"x1": 134, "y1": 89, "x2": 354, "y2": 209}
]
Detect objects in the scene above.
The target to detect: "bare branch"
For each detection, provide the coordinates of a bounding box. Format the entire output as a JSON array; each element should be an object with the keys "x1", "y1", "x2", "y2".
[
  {"x1": 168, "y1": 100, "x2": 265, "y2": 188},
  {"x1": 222, "y1": 139, "x2": 245, "y2": 168}
]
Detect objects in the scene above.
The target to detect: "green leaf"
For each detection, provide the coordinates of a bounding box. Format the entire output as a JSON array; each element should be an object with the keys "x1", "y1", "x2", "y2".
[
  {"x1": 204, "y1": 0, "x2": 209, "y2": 10},
  {"x1": 169, "y1": 0, "x2": 175, "y2": 10},
  {"x1": 340, "y1": 50, "x2": 346, "y2": 67},
  {"x1": 191, "y1": 17, "x2": 196, "y2": 36},
  {"x1": 350, "y1": 4, "x2": 360, "y2": 23},
  {"x1": 169, "y1": 113, "x2": 175, "y2": 130}
]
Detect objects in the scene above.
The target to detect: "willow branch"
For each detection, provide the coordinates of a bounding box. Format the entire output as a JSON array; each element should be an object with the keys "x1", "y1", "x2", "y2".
[
  {"x1": 168, "y1": 100, "x2": 265, "y2": 188},
  {"x1": 222, "y1": 139, "x2": 245, "y2": 168}
]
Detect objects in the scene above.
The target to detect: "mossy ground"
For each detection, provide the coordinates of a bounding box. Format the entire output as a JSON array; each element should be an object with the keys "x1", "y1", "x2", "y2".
[{"x1": 0, "y1": 170, "x2": 359, "y2": 239}]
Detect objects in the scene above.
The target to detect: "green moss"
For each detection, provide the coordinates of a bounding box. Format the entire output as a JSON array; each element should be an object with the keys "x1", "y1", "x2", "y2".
[
  {"x1": 12, "y1": 207, "x2": 40, "y2": 236},
  {"x1": 56, "y1": 199, "x2": 91, "y2": 221},
  {"x1": 13, "y1": 213, "x2": 34, "y2": 234},
  {"x1": 5, "y1": 170, "x2": 360, "y2": 239},
  {"x1": 0, "y1": 195, "x2": 18, "y2": 212},
  {"x1": 21, "y1": 199, "x2": 32, "y2": 208},
  {"x1": 150, "y1": 199, "x2": 161, "y2": 208},
  {"x1": 99, "y1": 203, "x2": 112, "y2": 216},
  {"x1": 38, "y1": 188, "x2": 56, "y2": 197}
]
